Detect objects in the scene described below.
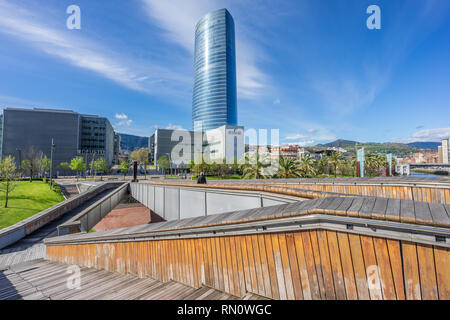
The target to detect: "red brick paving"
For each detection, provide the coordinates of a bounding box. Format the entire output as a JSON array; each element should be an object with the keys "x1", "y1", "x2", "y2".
[{"x1": 93, "y1": 203, "x2": 151, "y2": 231}]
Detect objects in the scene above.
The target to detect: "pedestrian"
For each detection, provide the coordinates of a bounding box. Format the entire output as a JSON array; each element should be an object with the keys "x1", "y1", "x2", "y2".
[{"x1": 197, "y1": 172, "x2": 207, "y2": 184}]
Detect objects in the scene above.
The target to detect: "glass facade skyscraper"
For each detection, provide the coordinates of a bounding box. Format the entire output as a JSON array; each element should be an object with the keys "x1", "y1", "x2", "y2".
[{"x1": 192, "y1": 8, "x2": 237, "y2": 131}]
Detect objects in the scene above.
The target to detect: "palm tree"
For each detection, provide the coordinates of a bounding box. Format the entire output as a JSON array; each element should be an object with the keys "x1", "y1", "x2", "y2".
[
  {"x1": 277, "y1": 156, "x2": 301, "y2": 178},
  {"x1": 298, "y1": 154, "x2": 317, "y2": 177},
  {"x1": 241, "y1": 153, "x2": 270, "y2": 179},
  {"x1": 317, "y1": 156, "x2": 329, "y2": 175},
  {"x1": 327, "y1": 151, "x2": 343, "y2": 178},
  {"x1": 349, "y1": 155, "x2": 357, "y2": 177}
]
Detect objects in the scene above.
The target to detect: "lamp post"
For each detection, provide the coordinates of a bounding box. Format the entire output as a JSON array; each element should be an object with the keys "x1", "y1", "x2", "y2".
[{"x1": 49, "y1": 138, "x2": 55, "y2": 189}]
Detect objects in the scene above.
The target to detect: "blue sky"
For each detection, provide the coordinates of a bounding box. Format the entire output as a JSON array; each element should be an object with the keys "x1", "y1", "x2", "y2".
[{"x1": 0, "y1": 0, "x2": 449, "y2": 145}]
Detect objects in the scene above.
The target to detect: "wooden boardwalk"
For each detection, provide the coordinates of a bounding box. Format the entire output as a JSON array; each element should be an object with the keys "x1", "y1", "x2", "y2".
[
  {"x1": 0, "y1": 187, "x2": 119, "y2": 270},
  {"x1": 45, "y1": 195, "x2": 450, "y2": 300},
  {"x1": 0, "y1": 259, "x2": 264, "y2": 300}
]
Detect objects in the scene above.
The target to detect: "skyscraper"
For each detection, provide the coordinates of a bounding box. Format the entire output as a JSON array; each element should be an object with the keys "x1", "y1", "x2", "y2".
[{"x1": 192, "y1": 8, "x2": 237, "y2": 131}]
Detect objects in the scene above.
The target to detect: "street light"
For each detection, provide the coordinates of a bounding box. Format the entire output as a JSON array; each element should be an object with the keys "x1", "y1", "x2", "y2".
[{"x1": 49, "y1": 138, "x2": 55, "y2": 189}]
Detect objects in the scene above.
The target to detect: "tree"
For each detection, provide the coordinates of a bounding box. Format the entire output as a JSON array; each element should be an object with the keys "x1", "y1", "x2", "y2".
[
  {"x1": 0, "y1": 156, "x2": 19, "y2": 208},
  {"x1": 58, "y1": 162, "x2": 70, "y2": 176},
  {"x1": 241, "y1": 152, "x2": 271, "y2": 179},
  {"x1": 119, "y1": 161, "x2": 130, "y2": 178},
  {"x1": 20, "y1": 160, "x2": 32, "y2": 182},
  {"x1": 317, "y1": 156, "x2": 329, "y2": 175},
  {"x1": 298, "y1": 154, "x2": 317, "y2": 177},
  {"x1": 93, "y1": 158, "x2": 109, "y2": 180},
  {"x1": 157, "y1": 155, "x2": 171, "y2": 175},
  {"x1": 70, "y1": 156, "x2": 86, "y2": 180},
  {"x1": 41, "y1": 155, "x2": 51, "y2": 178},
  {"x1": 278, "y1": 156, "x2": 301, "y2": 178},
  {"x1": 327, "y1": 151, "x2": 344, "y2": 178},
  {"x1": 130, "y1": 148, "x2": 150, "y2": 179},
  {"x1": 21, "y1": 146, "x2": 42, "y2": 182}
]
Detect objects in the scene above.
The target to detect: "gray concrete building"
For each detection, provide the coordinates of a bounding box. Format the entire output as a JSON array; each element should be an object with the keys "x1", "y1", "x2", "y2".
[
  {"x1": 149, "y1": 125, "x2": 244, "y2": 172},
  {"x1": 0, "y1": 108, "x2": 118, "y2": 173}
]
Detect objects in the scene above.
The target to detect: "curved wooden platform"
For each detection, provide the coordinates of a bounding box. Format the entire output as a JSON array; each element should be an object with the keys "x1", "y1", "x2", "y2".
[{"x1": 45, "y1": 193, "x2": 450, "y2": 300}]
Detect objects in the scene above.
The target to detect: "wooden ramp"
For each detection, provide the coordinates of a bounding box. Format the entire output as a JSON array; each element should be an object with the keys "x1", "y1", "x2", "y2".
[
  {"x1": 45, "y1": 195, "x2": 450, "y2": 300},
  {"x1": 0, "y1": 259, "x2": 266, "y2": 300}
]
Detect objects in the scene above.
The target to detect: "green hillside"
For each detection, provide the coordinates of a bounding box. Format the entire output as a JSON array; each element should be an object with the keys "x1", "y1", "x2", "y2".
[{"x1": 314, "y1": 140, "x2": 437, "y2": 157}]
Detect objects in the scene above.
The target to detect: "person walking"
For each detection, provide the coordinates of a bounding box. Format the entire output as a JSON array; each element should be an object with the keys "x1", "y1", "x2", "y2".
[{"x1": 197, "y1": 172, "x2": 207, "y2": 184}]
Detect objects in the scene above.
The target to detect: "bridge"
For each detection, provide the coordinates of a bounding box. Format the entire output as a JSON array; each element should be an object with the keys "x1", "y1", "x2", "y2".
[{"x1": 1, "y1": 176, "x2": 449, "y2": 300}]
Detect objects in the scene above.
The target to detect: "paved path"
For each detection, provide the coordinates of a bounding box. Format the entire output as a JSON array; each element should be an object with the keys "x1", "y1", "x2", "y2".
[
  {"x1": 0, "y1": 187, "x2": 118, "y2": 270},
  {"x1": 92, "y1": 203, "x2": 151, "y2": 231}
]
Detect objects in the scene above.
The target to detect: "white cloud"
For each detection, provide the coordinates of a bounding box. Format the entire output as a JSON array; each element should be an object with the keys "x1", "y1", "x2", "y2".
[
  {"x1": 115, "y1": 113, "x2": 133, "y2": 127},
  {"x1": 141, "y1": 0, "x2": 269, "y2": 99},
  {"x1": 117, "y1": 119, "x2": 133, "y2": 127},
  {"x1": 285, "y1": 133, "x2": 308, "y2": 140},
  {"x1": 392, "y1": 127, "x2": 450, "y2": 143},
  {"x1": 165, "y1": 123, "x2": 184, "y2": 130},
  {"x1": 284, "y1": 128, "x2": 336, "y2": 144},
  {"x1": 285, "y1": 140, "x2": 316, "y2": 147},
  {"x1": 115, "y1": 113, "x2": 128, "y2": 120},
  {"x1": 0, "y1": 1, "x2": 189, "y2": 96},
  {"x1": 311, "y1": 76, "x2": 381, "y2": 114}
]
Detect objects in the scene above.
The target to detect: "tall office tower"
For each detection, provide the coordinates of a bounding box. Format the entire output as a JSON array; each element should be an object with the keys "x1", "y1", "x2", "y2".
[{"x1": 192, "y1": 8, "x2": 237, "y2": 131}]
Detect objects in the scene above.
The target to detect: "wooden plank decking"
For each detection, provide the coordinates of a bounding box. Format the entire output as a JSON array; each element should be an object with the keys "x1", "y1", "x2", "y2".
[{"x1": 0, "y1": 259, "x2": 265, "y2": 300}]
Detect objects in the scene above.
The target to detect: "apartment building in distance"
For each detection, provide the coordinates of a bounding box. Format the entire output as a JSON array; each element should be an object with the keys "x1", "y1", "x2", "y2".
[{"x1": 439, "y1": 138, "x2": 450, "y2": 164}]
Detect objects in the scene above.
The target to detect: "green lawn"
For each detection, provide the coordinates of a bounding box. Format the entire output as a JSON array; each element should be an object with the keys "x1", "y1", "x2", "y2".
[{"x1": 0, "y1": 181, "x2": 65, "y2": 229}]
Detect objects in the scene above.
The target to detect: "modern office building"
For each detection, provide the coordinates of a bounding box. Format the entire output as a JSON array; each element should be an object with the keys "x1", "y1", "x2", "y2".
[
  {"x1": 192, "y1": 8, "x2": 238, "y2": 131},
  {"x1": 79, "y1": 114, "x2": 115, "y2": 165},
  {"x1": 0, "y1": 108, "x2": 119, "y2": 173},
  {"x1": 149, "y1": 125, "x2": 244, "y2": 171}
]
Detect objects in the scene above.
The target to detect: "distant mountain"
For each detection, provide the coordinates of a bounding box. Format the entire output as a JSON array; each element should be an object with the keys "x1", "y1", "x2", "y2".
[
  {"x1": 317, "y1": 139, "x2": 359, "y2": 148},
  {"x1": 118, "y1": 133, "x2": 148, "y2": 151},
  {"x1": 314, "y1": 139, "x2": 439, "y2": 157},
  {"x1": 407, "y1": 142, "x2": 440, "y2": 150}
]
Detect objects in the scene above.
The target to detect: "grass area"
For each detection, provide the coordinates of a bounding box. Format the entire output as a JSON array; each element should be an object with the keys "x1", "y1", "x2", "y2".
[{"x1": 0, "y1": 181, "x2": 65, "y2": 229}]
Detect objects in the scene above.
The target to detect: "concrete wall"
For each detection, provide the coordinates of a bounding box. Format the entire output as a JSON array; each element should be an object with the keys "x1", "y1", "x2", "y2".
[
  {"x1": 57, "y1": 182, "x2": 128, "y2": 235},
  {"x1": 0, "y1": 182, "x2": 119, "y2": 249},
  {"x1": 130, "y1": 183, "x2": 298, "y2": 221}
]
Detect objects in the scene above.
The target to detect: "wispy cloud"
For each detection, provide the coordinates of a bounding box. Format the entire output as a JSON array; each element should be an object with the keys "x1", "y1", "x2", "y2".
[
  {"x1": 165, "y1": 123, "x2": 185, "y2": 130},
  {"x1": 114, "y1": 112, "x2": 133, "y2": 126},
  {"x1": 115, "y1": 113, "x2": 129, "y2": 120},
  {"x1": 285, "y1": 133, "x2": 308, "y2": 140},
  {"x1": 311, "y1": 72, "x2": 385, "y2": 114},
  {"x1": 392, "y1": 127, "x2": 450, "y2": 143},
  {"x1": 0, "y1": 1, "x2": 190, "y2": 95},
  {"x1": 285, "y1": 140, "x2": 316, "y2": 147},
  {"x1": 141, "y1": 0, "x2": 269, "y2": 99}
]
